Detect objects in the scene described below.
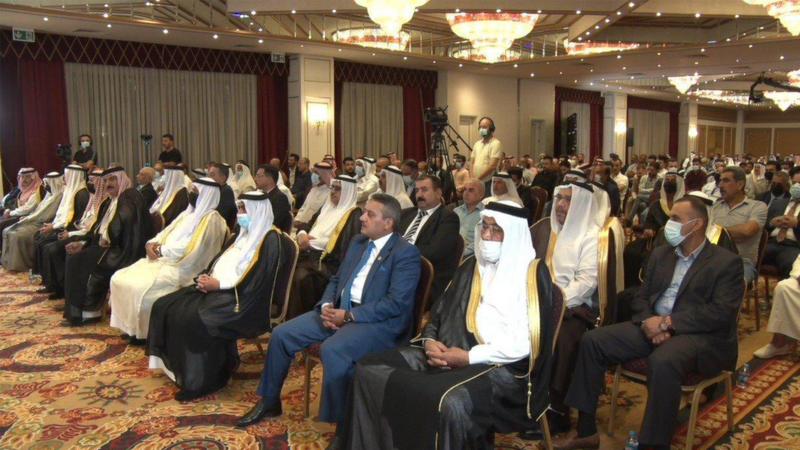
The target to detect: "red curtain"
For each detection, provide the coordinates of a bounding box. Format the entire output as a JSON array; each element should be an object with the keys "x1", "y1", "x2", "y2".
[
  {"x1": 554, "y1": 87, "x2": 605, "y2": 159},
  {"x1": 403, "y1": 86, "x2": 435, "y2": 162},
  {"x1": 256, "y1": 74, "x2": 288, "y2": 165},
  {"x1": 0, "y1": 57, "x2": 69, "y2": 191},
  {"x1": 589, "y1": 103, "x2": 604, "y2": 161}
]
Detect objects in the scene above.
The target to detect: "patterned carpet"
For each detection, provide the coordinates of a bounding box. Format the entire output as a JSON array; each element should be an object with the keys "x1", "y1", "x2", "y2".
[{"x1": 0, "y1": 267, "x2": 796, "y2": 450}]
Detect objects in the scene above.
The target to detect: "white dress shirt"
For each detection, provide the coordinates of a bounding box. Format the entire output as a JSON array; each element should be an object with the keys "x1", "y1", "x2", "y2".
[
  {"x1": 613, "y1": 172, "x2": 629, "y2": 198},
  {"x1": 770, "y1": 199, "x2": 800, "y2": 242},
  {"x1": 322, "y1": 233, "x2": 392, "y2": 310},
  {"x1": 406, "y1": 203, "x2": 441, "y2": 245}
]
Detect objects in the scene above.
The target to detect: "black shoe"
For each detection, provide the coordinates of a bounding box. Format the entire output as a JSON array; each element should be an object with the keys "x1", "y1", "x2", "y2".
[
  {"x1": 36, "y1": 287, "x2": 52, "y2": 294},
  {"x1": 48, "y1": 293, "x2": 63, "y2": 300},
  {"x1": 128, "y1": 337, "x2": 147, "y2": 346},
  {"x1": 324, "y1": 436, "x2": 344, "y2": 450},
  {"x1": 235, "y1": 399, "x2": 282, "y2": 427},
  {"x1": 60, "y1": 317, "x2": 101, "y2": 327},
  {"x1": 518, "y1": 426, "x2": 543, "y2": 440}
]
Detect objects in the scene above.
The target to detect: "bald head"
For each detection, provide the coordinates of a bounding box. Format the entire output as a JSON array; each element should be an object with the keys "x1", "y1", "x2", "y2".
[
  {"x1": 270, "y1": 158, "x2": 281, "y2": 168},
  {"x1": 137, "y1": 166, "x2": 156, "y2": 185},
  {"x1": 462, "y1": 178, "x2": 485, "y2": 207}
]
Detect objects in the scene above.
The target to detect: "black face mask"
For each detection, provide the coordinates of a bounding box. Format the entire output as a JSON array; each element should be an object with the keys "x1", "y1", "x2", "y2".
[
  {"x1": 87, "y1": 184, "x2": 96, "y2": 194},
  {"x1": 765, "y1": 171, "x2": 775, "y2": 182},
  {"x1": 772, "y1": 183, "x2": 786, "y2": 197},
  {"x1": 664, "y1": 181, "x2": 677, "y2": 194}
]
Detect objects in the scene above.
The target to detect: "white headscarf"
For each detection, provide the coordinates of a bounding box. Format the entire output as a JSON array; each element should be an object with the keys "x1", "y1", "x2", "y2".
[
  {"x1": 150, "y1": 167, "x2": 185, "y2": 213},
  {"x1": 234, "y1": 162, "x2": 256, "y2": 194},
  {"x1": 223, "y1": 163, "x2": 240, "y2": 199},
  {"x1": 658, "y1": 170, "x2": 685, "y2": 215},
  {"x1": 550, "y1": 182, "x2": 599, "y2": 288},
  {"x1": 483, "y1": 173, "x2": 523, "y2": 207},
  {"x1": 161, "y1": 178, "x2": 221, "y2": 254},
  {"x1": 52, "y1": 165, "x2": 87, "y2": 229},
  {"x1": 232, "y1": 190, "x2": 274, "y2": 277},
  {"x1": 752, "y1": 163, "x2": 765, "y2": 182},
  {"x1": 358, "y1": 157, "x2": 377, "y2": 180},
  {"x1": 381, "y1": 166, "x2": 413, "y2": 208},
  {"x1": 20, "y1": 173, "x2": 65, "y2": 224},
  {"x1": 564, "y1": 170, "x2": 587, "y2": 183},
  {"x1": 589, "y1": 180, "x2": 611, "y2": 228},
  {"x1": 308, "y1": 175, "x2": 358, "y2": 241}
]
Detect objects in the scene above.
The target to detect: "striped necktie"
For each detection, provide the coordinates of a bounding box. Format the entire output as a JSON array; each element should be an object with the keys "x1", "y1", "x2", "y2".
[{"x1": 403, "y1": 210, "x2": 428, "y2": 243}]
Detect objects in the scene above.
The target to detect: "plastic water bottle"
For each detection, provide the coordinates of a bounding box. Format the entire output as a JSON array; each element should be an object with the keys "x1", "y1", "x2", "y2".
[
  {"x1": 737, "y1": 363, "x2": 751, "y2": 389},
  {"x1": 625, "y1": 430, "x2": 639, "y2": 450}
]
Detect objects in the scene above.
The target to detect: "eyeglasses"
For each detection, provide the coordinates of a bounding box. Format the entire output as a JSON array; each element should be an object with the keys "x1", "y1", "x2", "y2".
[{"x1": 476, "y1": 221, "x2": 503, "y2": 238}]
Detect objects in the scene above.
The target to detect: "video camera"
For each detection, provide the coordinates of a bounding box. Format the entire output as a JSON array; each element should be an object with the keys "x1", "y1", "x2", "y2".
[
  {"x1": 55, "y1": 143, "x2": 72, "y2": 163},
  {"x1": 424, "y1": 107, "x2": 449, "y2": 129},
  {"x1": 140, "y1": 134, "x2": 154, "y2": 146}
]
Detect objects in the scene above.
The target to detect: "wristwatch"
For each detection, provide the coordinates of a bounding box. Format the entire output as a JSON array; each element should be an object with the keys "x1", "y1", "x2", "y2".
[
  {"x1": 343, "y1": 311, "x2": 354, "y2": 324},
  {"x1": 659, "y1": 316, "x2": 670, "y2": 332}
]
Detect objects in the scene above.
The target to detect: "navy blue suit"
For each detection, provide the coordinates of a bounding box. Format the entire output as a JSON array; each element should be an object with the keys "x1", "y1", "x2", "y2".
[{"x1": 256, "y1": 232, "x2": 421, "y2": 424}]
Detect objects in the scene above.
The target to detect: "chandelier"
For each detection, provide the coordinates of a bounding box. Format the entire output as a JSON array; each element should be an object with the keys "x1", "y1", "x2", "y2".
[
  {"x1": 668, "y1": 74, "x2": 700, "y2": 94},
  {"x1": 564, "y1": 41, "x2": 641, "y2": 55},
  {"x1": 764, "y1": 91, "x2": 800, "y2": 110},
  {"x1": 691, "y1": 90, "x2": 753, "y2": 105},
  {"x1": 743, "y1": 1, "x2": 800, "y2": 36},
  {"x1": 789, "y1": 69, "x2": 800, "y2": 87},
  {"x1": 333, "y1": 28, "x2": 410, "y2": 51},
  {"x1": 446, "y1": 12, "x2": 539, "y2": 63},
  {"x1": 354, "y1": 0, "x2": 429, "y2": 36},
  {"x1": 450, "y1": 48, "x2": 522, "y2": 63}
]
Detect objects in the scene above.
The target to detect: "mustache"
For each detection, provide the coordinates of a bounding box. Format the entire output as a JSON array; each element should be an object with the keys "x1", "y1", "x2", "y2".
[{"x1": 417, "y1": 197, "x2": 425, "y2": 203}]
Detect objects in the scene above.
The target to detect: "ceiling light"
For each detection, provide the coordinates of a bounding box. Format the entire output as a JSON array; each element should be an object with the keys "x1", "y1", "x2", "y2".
[
  {"x1": 43, "y1": 17, "x2": 49, "y2": 21},
  {"x1": 356, "y1": 0, "x2": 428, "y2": 35},
  {"x1": 692, "y1": 90, "x2": 753, "y2": 105},
  {"x1": 213, "y1": 34, "x2": 218, "y2": 39},
  {"x1": 513, "y1": 63, "x2": 518, "y2": 68},
  {"x1": 656, "y1": 12, "x2": 662, "y2": 16},
  {"x1": 735, "y1": 14, "x2": 740, "y2": 18},
  {"x1": 765, "y1": 91, "x2": 800, "y2": 110},
  {"x1": 605, "y1": 18, "x2": 611, "y2": 23},
  {"x1": 163, "y1": 29, "x2": 168, "y2": 34},
  {"x1": 332, "y1": 9, "x2": 337, "y2": 13},
  {"x1": 251, "y1": 10, "x2": 256, "y2": 15},
  {"x1": 446, "y1": 12, "x2": 539, "y2": 63},
  {"x1": 259, "y1": 28, "x2": 263, "y2": 31},
  {"x1": 530, "y1": 73, "x2": 535, "y2": 77},
  {"x1": 695, "y1": 13, "x2": 701, "y2": 18},
  {"x1": 566, "y1": 41, "x2": 640, "y2": 55},
  {"x1": 789, "y1": 69, "x2": 800, "y2": 86},
  {"x1": 744, "y1": 1, "x2": 800, "y2": 35},
  {"x1": 669, "y1": 74, "x2": 700, "y2": 93},
  {"x1": 617, "y1": 11, "x2": 622, "y2": 15},
  {"x1": 781, "y1": 55, "x2": 786, "y2": 59},
  {"x1": 403, "y1": 56, "x2": 407, "y2": 59},
  {"x1": 104, "y1": 3, "x2": 109, "y2": 7},
  {"x1": 455, "y1": 8, "x2": 460, "y2": 13},
  {"x1": 291, "y1": 10, "x2": 296, "y2": 14},
  {"x1": 334, "y1": 28, "x2": 410, "y2": 51},
  {"x1": 103, "y1": 13, "x2": 109, "y2": 18},
  {"x1": 576, "y1": 10, "x2": 582, "y2": 14},
  {"x1": 496, "y1": 8, "x2": 502, "y2": 13},
  {"x1": 107, "y1": 23, "x2": 112, "y2": 28},
  {"x1": 258, "y1": 39, "x2": 263, "y2": 43},
  {"x1": 538, "y1": 10, "x2": 542, "y2": 13}
]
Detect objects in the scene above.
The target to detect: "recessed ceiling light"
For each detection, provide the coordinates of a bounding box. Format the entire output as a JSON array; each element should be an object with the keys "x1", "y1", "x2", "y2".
[
  {"x1": 623, "y1": 66, "x2": 627, "y2": 70},
  {"x1": 415, "y1": 8, "x2": 419, "y2": 12},
  {"x1": 339, "y1": 49, "x2": 343, "y2": 52},
  {"x1": 459, "y1": 63, "x2": 463, "y2": 67},
  {"x1": 163, "y1": 29, "x2": 168, "y2": 34},
  {"x1": 43, "y1": 17, "x2": 49, "y2": 21},
  {"x1": 332, "y1": 9, "x2": 336, "y2": 13},
  {"x1": 694, "y1": 61, "x2": 699, "y2": 65},
  {"x1": 590, "y1": 69, "x2": 594, "y2": 72},
  {"x1": 605, "y1": 18, "x2": 610, "y2": 23},
  {"x1": 559, "y1": 71, "x2": 563, "y2": 74},
  {"x1": 433, "y1": 60, "x2": 436, "y2": 63},
  {"x1": 595, "y1": 25, "x2": 600, "y2": 29},
  {"x1": 107, "y1": 23, "x2": 112, "y2": 28},
  {"x1": 590, "y1": 82, "x2": 594, "y2": 85},
  {"x1": 251, "y1": 10, "x2": 256, "y2": 15},
  {"x1": 259, "y1": 28, "x2": 263, "y2": 31},
  {"x1": 291, "y1": 10, "x2": 296, "y2": 14},
  {"x1": 455, "y1": 8, "x2": 460, "y2": 13},
  {"x1": 104, "y1": 3, "x2": 109, "y2": 7},
  {"x1": 575, "y1": 80, "x2": 578, "y2": 83},
  {"x1": 617, "y1": 11, "x2": 622, "y2": 15},
  {"x1": 258, "y1": 39, "x2": 263, "y2": 43},
  {"x1": 656, "y1": 12, "x2": 662, "y2": 17},
  {"x1": 496, "y1": 8, "x2": 502, "y2": 13},
  {"x1": 578, "y1": 37, "x2": 583, "y2": 41},
  {"x1": 103, "y1": 13, "x2": 109, "y2": 18},
  {"x1": 514, "y1": 64, "x2": 518, "y2": 68},
  {"x1": 781, "y1": 55, "x2": 785, "y2": 60},
  {"x1": 749, "y1": 44, "x2": 754, "y2": 48},
  {"x1": 629, "y1": 2, "x2": 635, "y2": 7},
  {"x1": 586, "y1": 31, "x2": 591, "y2": 35},
  {"x1": 403, "y1": 56, "x2": 407, "y2": 59},
  {"x1": 301, "y1": 44, "x2": 304, "y2": 47},
  {"x1": 735, "y1": 14, "x2": 740, "y2": 18},
  {"x1": 617, "y1": 55, "x2": 622, "y2": 59},
  {"x1": 531, "y1": 73, "x2": 535, "y2": 77},
  {"x1": 658, "y1": 64, "x2": 661, "y2": 67},
  {"x1": 213, "y1": 34, "x2": 218, "y2": 39},
  {"x1": 695, "y1": 13, "x2": 701, "y2": 18},
  {"x1": 701, "y1": 48, "x2": 705, "y2": 52},
  {"x1": 372, "y1": 53, "x2": 376, "y2": 56}
]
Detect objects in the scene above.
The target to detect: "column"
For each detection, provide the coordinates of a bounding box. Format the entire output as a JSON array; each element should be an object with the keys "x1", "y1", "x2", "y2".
[
  {"x1": 288, "y1": 55, "x2": 335, "y2": 164},
  {"x1": 735, "y1": 109, "x2": 745, "y2": 154},
  {"x1": 603, "y1": 93, "x2": 627, "y2": 162},
  {"x1": 678, "y1": 102, "x2": 698, "y2": 160}
]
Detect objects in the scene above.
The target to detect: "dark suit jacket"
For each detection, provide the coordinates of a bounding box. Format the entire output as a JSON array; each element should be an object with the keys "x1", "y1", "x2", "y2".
[
  {"x1": 765, "y1": 197, "x2": 800, "y2": 247},
  {"x1": 516, "y1": 184, "x2": 535, "y2": 223},
  {"x1": 291, "y1": 170, "x2": 313, "y2": 207},
  {"x1": 316, "y1": 233, "x2": 422, "y2": 340},
  {"x1": 399, "y1": 205, "x2": 460, "y2": 304},
  {"x1": 756, "y1": 190, "x2": 789, "y2": 206},
  {"x1": 631, "y1": 242, "x2": 744, "y2": 373},
  {"x1": 217, "y1": 184, "x2": 237, "y2": 229},
  {"x1": 137, "y1": 183, "x2": 158, "y2": 210},
  {"x1": 603, "y1": 178, "x2": 621, "y2": 216},
  {"x1": 267, "y1": 187, "x2": 292, "y2": 233}
]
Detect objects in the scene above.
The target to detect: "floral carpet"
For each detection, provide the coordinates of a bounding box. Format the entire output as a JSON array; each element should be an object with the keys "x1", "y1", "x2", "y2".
[{"x1": 0, "y1": 267, "x2": 794, "y2": 450}]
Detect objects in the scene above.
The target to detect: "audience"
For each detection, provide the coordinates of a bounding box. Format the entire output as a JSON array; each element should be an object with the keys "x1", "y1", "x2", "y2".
[
  {"x1": 755, "y1": 250, "x2": 800, "y2": 358},
  {"x1": 342, "y1": 156, "x2": 357, "y2": 178},
  {"x1": 452, "y1": 153, "x2": 469, "y2": 198},
  {"x1": 253, "y1": 164, "x2": 292, "y2": 233},
  {"x1": 629, "y1": 162, "x2": 660, "y2": 224},
  {"x1": 290, "y1": 157, "x2": 312, "y2": 207},
  {"x1": 0, "y1": 168, "x2": 45, "y2": 236},
  {"x1": 454, "y1": 178, "x2": 485, "y2": 256},
  {"x1": 355, "y1": 157, "x2": 379, "y2": 205},
  {"x1": 757, "y1": 169, "x2": 790, "y2": 206},
  {"x1": 761, "y1": 171, "x2": 800, "y2": 279},
  {"x1": 233, "y1": 161, "x2": 257, "y2": 195},
  {"x1": 295, "y1": 162, "x2": 334, "y2": 225},
  {"x1": 401, "y1": 159, "x2": 420, "y2": 201},
  {"x1": 531, "y1": 155, "x2": 559, "y2": 199},
  {"x1": 596, "y1": 162, "x2": 621, "y2": 216},
  {"x1": 151, "y1": 166, "x2": 190, "y2": 228},
  {"x1": 286, "y1": 153, "x2": 300, "y2": 188},
  {"x1": 483, "y1": 172, "x2": 523, "y2": 207}
]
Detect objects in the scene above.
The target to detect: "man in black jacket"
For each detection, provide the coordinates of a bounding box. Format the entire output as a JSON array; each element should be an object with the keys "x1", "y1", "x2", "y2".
[
  {"x1": 255, "y1": 164, "x2": 292, "y2": 233},
  {"x1": 762, "y1": 171, "x2": 800, "y2": 278},
  {"x1": 531, "y1": 156, "x2": 559, "y2": 200},
  {"x1": 291, "y1": 157, "x2": 313, "y2": 208},
  {"x1": 548, "y1": 196, "x2": 743, "y2": 450},
  {"x1": 398, "y1": 175, "x2": 460, "y2": 305},
  {"x1": 135, "y1": 167, "x2": 158, "y2": 210},
  {"x1": 597, "y1": 162, "x2": 621, "y2": 216},
  {"x1": 756, "y1": 170, "x2": 790, "y2": 206}
]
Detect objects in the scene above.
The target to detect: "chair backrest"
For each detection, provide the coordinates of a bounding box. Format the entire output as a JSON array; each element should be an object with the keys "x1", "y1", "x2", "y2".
[
  {"x1": 271, "y1": 232, "x2": 300, "y2": 328},
  {"x1": 151, "y1": 211, "x2": 165, "y2": 235},
  {"x1": 550, "y1": 284, "x2": 566, "y2": 352},
  {"x1": 454, "y1": 234, "x2": 466, "y2": 263},
  {"x1": 598, "y1": 222, "x2": 620, "y2": 327},
  {"x1": 530, "y1": 187, "x2": 548, "y2": 222},
  {"x1": 529, "y1": 217, "x2": 553, "y2": 257},
  {"x1": 528, "y1": 196, "x2": 541, "y2": 224},
  {"x1": 619, "y1": 188, "x2": 631, "y2": 219},
  {"x1": 412, "y1": 257, "x2": 434, "y2": 336},
  {"x1": 755, "y1": 228, "x2": 768, "y2": 272}
]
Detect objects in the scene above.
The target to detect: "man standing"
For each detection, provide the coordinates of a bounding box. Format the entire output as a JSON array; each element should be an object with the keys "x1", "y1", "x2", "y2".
[
  {"x1": 454, "y1": 178, "x2": 485, "y2": 256},
  {"x1": 157, "y1": 134, "x2": 182, "y2": 166},
  {"x1": 254, "y1": 164, "x2": 292, "y2": 233},
  {"x1": 72, "y1": 134, "x2": 98, "y2": 170},
  {"x1": 136, "y1": 167, "x2": 158, "y2": 210},
  {"x1": 452, "y1": 154, "x2": 470, "y2": 199},
  {"x1": 470, "y1": 117, "x2": 502, "y2": 190},
  {"x1": 291, "y1": 157, "x2": 313, "y2": 208},
  {"x1": 286, "y1": 153, "x2": 300, "y2": 188}
]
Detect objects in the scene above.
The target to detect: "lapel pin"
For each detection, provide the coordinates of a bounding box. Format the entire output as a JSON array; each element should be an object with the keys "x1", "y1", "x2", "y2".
[{"x1": 377, "y1": 256, "x2": 383, "y2": 261}]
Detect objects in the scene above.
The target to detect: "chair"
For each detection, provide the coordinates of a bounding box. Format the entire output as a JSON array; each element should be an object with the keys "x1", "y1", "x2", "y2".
[
  {"x1": 151, "y1": 211, "x2": 165, "y2": 235},
  {"x1": 535, "y1": 283, "x2": 567, "y2": 450},
  {"x1": 759, "y1": 264, "x2": 781, "y2": 304},
  {"x1": 744, "y1": 229, "x2": 769, "y2": 330},
  {"x1": 528, "y1": 196, "x2": 541, "y2": 225},
  {"x1": 250, "y1": 232, "x2": 300, "y2": 354},
  {"x1": 301, "y1": 256, "x2": 435, "y2": 418},
  {"x1": 606, "y1": 279, "x2": 746, "y2": 450},
  {"x1": 619, "y1": 188, "x2": 631, "y2": 220},
  {"x1": 530, "y1": 187, "x2": 548, "y2": 223},
  {"x1": 454, "y1": 234, "x2": 466, "y2": 264}
]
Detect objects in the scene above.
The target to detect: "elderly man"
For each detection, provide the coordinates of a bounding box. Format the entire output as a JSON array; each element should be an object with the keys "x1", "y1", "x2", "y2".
[
  {"x1": 0, "y1": 168, "x2": 45, "y2": 236},
  {"x1": 379, "y1": 165, "x2": 413, "y2": 209},
  {"x1": 482, "y1": 172, "x2": 523, "y2": 207},
  {"x1": 454, "y1": 178, "x2": 485, "y2": 256},
  {"x1": 151, "y1": 166, "x2": 190, "y2": 228},
  {"x1": 710, "y1": 166, "x2": 768, "y2": 284},
  {"x1": 551, "y1": 197, "x2": 743, "y2": 450},
  {"x1": 755, "y1": 250, "x2": 800, "y2": 358},
  {"x1": 356, "y1": 157, "x2": 379, "y2": 205},
  {"x1": 294, "y1": 162, "x2": 335, "y2": 226},
  {"x1": 136, "y1": 167, "x2": 158, "y2": 209}
]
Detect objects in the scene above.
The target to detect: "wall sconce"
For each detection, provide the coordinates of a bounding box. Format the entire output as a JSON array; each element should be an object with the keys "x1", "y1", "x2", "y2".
[
  {"x1": 308, "y1": 103, "x2": 329, "y2": 135},
  {"x1": 688, "y1": 125, "x2": 698, "y2": 138},
  {"x1": 614, "y1": 121, "x2": 627, "y2": 134}
]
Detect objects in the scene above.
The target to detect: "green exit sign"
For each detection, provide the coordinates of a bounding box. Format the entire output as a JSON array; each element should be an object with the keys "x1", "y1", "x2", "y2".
[{"x1": 12, "y1": 28, "x2": 35, "y2": 43}]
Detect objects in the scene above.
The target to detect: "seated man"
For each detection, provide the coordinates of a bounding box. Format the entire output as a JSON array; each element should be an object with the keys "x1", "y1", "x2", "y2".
[
  {"x1": 628, "y1": 162, "x2": 660, "y2": 224},
  {"x1": 755, "y1": 250, "x2": 800, "y2": 358},
  {"x1": 379, "y1": 165, "x2": 413, "y2": 209},
  {"x1": 236, "y1": 194, "x2": 420, "y2": 428},
  {"x1": 109, "y1": 178, "x2": 228, "y2": 344},
  {"x1": 329, "y1": 201, "x2": 557, "y2": 450},
  {"x1": 356, "y1": 157, "x2": 379, "y2": 205},
  {"x1": 596, "y1": 162, "x2": 621, "y2": 216},
  {"x1": 1, "y1": 172, "x2": 65, "y2": 271},
  {"x1": 150, "y1": 166, "x2": 189, "y2": 228},
  {"x1": 761, "y1": 171, "x2": 800, "y2": 279},
  {"x1": 710, "y1": 166, "x2": 767, "y2": 284},
  {"x1": 294, "y1": 162, "x2": 334, "y2": 225},
  {"x1": 136, "y1": 167, "x2": 159, "y2": 210},
  {"x1": 508, "y1": 166, "x2": 535, "y2": 216},
  {"x1": 61, "y1": 167, "x2": 153, "y2": 326},
  {"x1": 399, "y1": 175, "x2": 461, "y2": 304},
  {"x1": 755, "y1": 167, "x2": 788, "y2": 206},
  {"x1": 233, "y1": 161, "x2": 257, "y2": 195},
  {"x1": 0, "y1": 168, "x2": 44, "y2": 237},
  {"x1": 550, "y1": 196, "x2": 743, "y2": 450},
  {"x1": 253, "y1": 164, "x2": 292, "y2": 233},
  {"x1": 454, "y1": 178, "x2": 485, "y2": 256},
  {"x1": 287, "y1": 176, "x2": 362, "y2": 319},
  {"x1": 290, "y1": 157, "x2": 313, "y2": 208},
  {"x1": 146, "y1": 191, "x2": 289, "y2": 400},
  {"x1": 482, "y1": 172, "x2": 523, "y2": 207}
]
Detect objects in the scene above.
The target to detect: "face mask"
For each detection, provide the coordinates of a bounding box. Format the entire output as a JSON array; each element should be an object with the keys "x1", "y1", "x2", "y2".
[
  {"x1": 355, "y1": 166, "x2": 365, "y2": 177},
  {"x1": 236, "y1": 170, "x2": 244, "y2": 178},
  {"x1": 664, "y1": 180, "x2": 677, "y2": 194},
  {"x1": 479, "y1": 128, "x2": 489, "y2": 137},
  {"x1": 237, "y1": 213, "x2": 250, "y2": 230},
  {"x1": 455, "y1": 161, "x2": 463, "y2": 169},
  {"x1": 772, "y1": 183, "x2": 786, "y2": 197},
  {"x1": 664, "y1": 219, "x2": 697, "y2": 247},
  {"x1": 311, "y1": 172, "x2": 321, "y2": 185},
  {"x1": 765, "y1": 171, "x2": 775, "y2": 182},
  {"x1": 81, "y1": 141, "x2": 90, "y2": 149},
  {"x1": 403, "y1": 175, "x2": 413, "y2": 186},
  {"x1": 594, "y1": 175, "x2": 602, "y2": 183},
  {"x1": 791, "y1": 183, "x2": 800, "y2": 199},
  {"x1": 479, "y1": 240, "x2": 502, "y2": 263}
]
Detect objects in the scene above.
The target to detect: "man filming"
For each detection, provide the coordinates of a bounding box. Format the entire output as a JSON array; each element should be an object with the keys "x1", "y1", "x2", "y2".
[{"x1": 72, "y1": 134, "x2": 97, "y2": 170}]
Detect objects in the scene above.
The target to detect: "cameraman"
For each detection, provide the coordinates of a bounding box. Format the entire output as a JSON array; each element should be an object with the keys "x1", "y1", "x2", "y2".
[
  {"x1": 157, "y1": 134, "x2": 182, "y2": 166},
  {"x1": 469, "y1": 117, "x2": 502, "y2": 191},
  {"x1": 72, "y1": 134, "x2": 97, "y2": 170}
]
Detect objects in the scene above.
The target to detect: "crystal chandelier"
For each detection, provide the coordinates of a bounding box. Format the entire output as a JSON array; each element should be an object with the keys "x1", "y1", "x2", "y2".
[
  {"x1": 333, "y1": 28, "x2": 410, "y2": 51},
  {"x1": 743, "y1": 1, "x2": 800, "y2": 36},
  {"x1": 691, "y1": 90, "x2": 753, "y2": 105},
  {"x1": 789, "y1": 69, "x2": 800, "y2": 87},
  {"x1": 446, "y1": 12, "x2": 539, "y2": 63},
  {"x1": 764, "y1": 91, "x2": 800, "y2": 110},
  {"x1": 564, "y1": 41, "x2": 640, "y2": 55},
  {"x1": 450, "y1": 48, "x2": 522, "y2": 63},
  {"x1": 668, "y1": 74, "x2": 700, "y2": 94},
  {"x1": 354, "y1": 0, "x2": 429, "y2": 36}
]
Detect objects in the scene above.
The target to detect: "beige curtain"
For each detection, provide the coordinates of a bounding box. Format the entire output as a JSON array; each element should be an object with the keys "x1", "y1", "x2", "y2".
[
  {"x1": 561, "y1": 101, "x2": 591, "y2": 156},
  {"x1": 340, "y1": 82, "x2": 403, "y2": 159},
  {"x1": 64, "y1": 63, "x2": 257, "y2": 174},
  {"x1": 628, "y1": 108, "x2": 670, "y2": 156}
]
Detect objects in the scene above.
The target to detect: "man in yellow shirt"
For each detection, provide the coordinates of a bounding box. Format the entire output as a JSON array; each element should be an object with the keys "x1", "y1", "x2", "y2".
[{"x1": 470, "y1": 117, "x2": 503, "y2": 190}]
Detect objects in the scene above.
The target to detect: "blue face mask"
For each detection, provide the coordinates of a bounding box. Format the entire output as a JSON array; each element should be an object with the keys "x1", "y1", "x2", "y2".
[
  {"x1": 791, "y1": 183, "x2": 800, "y2": 199},
  {"x1": 311, "y1": 172, "x2": 321, "y2": 185},
  {"x1": 479, "y1": 128, "x2": 489, "y2": 137},
  {"x1": 237, "y1": 213, "x2": 250, "y2": 230},
  {"x1": 355, "y1": 166, "x2": 365, "y2": 177},
  {"x1": 455, "y1": 161, "x2": 463, "y2": 169},
  {"x1": 236, "y1": 170, "x2": 244, "y2": 178},
  {"x1": 664, "y1": 219, "x2": 697, "y2": 247}
]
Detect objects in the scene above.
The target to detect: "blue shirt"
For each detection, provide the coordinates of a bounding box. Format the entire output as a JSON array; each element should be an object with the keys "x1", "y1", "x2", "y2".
[
  {"x1": 454, "y1": 202, "x2": 484, "y2": 256},
  {"x1": 654, "y1": 240, "x2": 706, "y2": 316}
]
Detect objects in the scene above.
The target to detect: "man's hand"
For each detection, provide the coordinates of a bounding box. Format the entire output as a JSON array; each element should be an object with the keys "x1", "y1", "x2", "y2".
[
  {"x1": 786, "y1": 215, "x2": 799, "y2": 229},
  {"x1": 321, "y1": 304, "x2": 346, "y2": 330},
  {"x1": 146, "y1": 242, "x2": 160, "y2": 260},
  {"x1": 297, "y1": 233, "x2": 312, "y2": 250},
  {"x1": 426, "y1": 346, "x2": 470, "y2": 369},
  {"x1": 65, "y1": 241, "x2": 85, "y2": 255},
  {"x1": 641, "y1": 316, "x2": 663, "y2": 339},
  {"x1": 195, "y1": 274, "x2": 221, "y2": 293},
  {"x1": 651, "y1": 331, "x2": 672, "y2": 346},
  {"x1": 57, "y1": 231, "x2": 69, "y2": 240},
  {"x1": 3, "y1": 210, "x2": 10, "y2": 219},
  {"x1": 99, "y1": 238, "x2": 110, "y2": 248},
  {"x1": 424, "y1": 340, "x2": 450, "y2": 367}
]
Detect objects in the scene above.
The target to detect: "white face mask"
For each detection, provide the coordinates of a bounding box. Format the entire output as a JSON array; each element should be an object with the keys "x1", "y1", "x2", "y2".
[
  {"x1": 81, "y1": 141, "x2": 90, "y2": 149},
  {"x1": 479, "y1": 240, "x2": 502, "y2": 263}
]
